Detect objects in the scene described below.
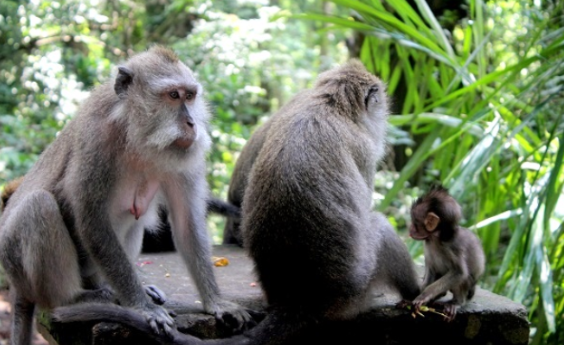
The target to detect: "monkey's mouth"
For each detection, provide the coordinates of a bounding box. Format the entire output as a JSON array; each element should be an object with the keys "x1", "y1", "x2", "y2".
[
  {"x1": 409, "y1": 233, "x2": 428, "y2": 240},
  {"x1": 173, "y1": 136, "x2": 194, "y2": 149},
  {"x1": 172, "y1": 124, "x2": 197, "y2": 149}
]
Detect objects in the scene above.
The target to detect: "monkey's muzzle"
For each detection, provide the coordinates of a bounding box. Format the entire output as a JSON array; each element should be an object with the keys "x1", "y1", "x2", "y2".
[{"x1": 173, "y1": 121, "x2": 196, "y2": 149}]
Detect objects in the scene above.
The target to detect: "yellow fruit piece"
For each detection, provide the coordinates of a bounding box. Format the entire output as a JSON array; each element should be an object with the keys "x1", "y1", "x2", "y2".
[{"x1": 212, "y1": 256, "x2": 230, "y2": 267}]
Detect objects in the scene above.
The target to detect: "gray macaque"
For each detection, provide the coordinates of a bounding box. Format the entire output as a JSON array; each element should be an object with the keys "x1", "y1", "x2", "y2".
[
  {"x1": 54, "y1": 60, "x2": 422, "y2": 345},
  {"x1": 222, "y1": 90, "x2": 307, "y2": 246},
  {"x1": 0, "y1": 46, "x2": 252, "y2": 345},
  {"x1": 409, "y1": 185, "x2": 485, "y2": 321}
]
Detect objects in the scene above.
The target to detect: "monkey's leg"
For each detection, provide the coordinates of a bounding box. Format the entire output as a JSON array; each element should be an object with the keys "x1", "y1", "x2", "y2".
[
  {"x1": 433, "y1": 281, "x2": 470, "y2": 322},
  {"x1": 413, "y1": 271, "x2": 461, "y2": 311},
  {"x1": 74, "y1": 285, "x2": 166, "y2": 306},
  {"x1": 0, "y1": 190, "x2": 83, "y2": 344},
  {"x1": 372, "y1": 213, "x2": 421, "y2": 301},
  {"x1": 9, "y1": 292, "x2": 35, "y2": 345},
  {"x1": 73, "y1": 286, "x2": 116, "y2": 304}
]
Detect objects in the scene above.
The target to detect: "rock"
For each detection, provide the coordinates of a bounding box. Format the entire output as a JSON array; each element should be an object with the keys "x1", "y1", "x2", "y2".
[{"x1": 42, "y1": 245, "x2": 530, "y2": 345}]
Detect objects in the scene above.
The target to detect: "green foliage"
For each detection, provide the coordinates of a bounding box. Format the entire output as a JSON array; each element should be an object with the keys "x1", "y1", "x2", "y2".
[{"x1": 1, "y1": 0, "x2": 563, "y2": 343}]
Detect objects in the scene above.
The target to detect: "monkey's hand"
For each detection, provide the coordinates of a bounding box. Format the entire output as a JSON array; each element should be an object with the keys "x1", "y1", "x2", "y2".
[
  {"x1": 136, "y1": 302, "x2": 175, "y2": 336},
  {"x1": 411, "y1": 294, "x2": 434, "y2": 318},
  {"x1": 412, "y1": 293, "x2": 432, "y2": 310},
  {"x1": 206, "y1": 299, "x2": 257, "y2": 333},
  {"x1": 144, "y1": 284, "x2": 167, "y2": 305}
]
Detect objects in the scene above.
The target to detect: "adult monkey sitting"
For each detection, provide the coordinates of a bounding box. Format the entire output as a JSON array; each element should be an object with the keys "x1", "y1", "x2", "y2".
[
  {"x1": 54, "y1": 60, "x2": 421, "y2": 345},
  {"x1": 0, "y1": 46, "x2": 253, "y2": 345}
]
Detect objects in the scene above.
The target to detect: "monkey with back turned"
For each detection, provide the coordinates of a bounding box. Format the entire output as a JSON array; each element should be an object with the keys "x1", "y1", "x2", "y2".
[
  {"x1": 221, "y1": 90, "x2": 307, "y2": 246},
  {"x1": 53, "y1": 60, "x2": 422, "y2": 345},
  {"x1": 0, "y1": 46, "x2": 253, "y2": 345},
  {"x1": 409, "y1": 185, "x2": 485, "y2": 321}
]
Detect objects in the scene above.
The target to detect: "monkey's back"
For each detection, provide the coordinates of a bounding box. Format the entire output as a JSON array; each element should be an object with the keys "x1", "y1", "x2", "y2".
[{"x1": 242, "y1": 98, "x2": 377, "y2": 315}]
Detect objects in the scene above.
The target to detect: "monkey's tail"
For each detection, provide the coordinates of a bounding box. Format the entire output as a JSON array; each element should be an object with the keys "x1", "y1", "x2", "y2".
[
  {"x1": 52, "y1": 304, "x2": 314, "y2": 345},
  {"x1": 51, "y1": 303, "x2": 203, "y2": 345},
  {"x1": 206, "y1": 198, "x2": 241, "y2": 218}
]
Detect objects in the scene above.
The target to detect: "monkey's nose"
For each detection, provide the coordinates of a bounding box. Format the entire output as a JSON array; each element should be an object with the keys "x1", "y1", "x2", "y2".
[{"x1": 186, "y1": 113, "x2": 195, "y2": 127}]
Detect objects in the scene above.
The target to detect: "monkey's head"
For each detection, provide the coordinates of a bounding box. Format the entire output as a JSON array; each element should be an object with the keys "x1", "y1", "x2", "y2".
[
  {"x1": 409, "y1": 185, "x2": 462, "y2": 241},
  {"x1": 113, "y1": 46, "x2": 211, "y2": 168},
  {"x1": 314, "y1": 60, "x2": 389, "y2": 161},
  {"x1": 315, "y1": 59, "x2": 388, "y2": 120}
]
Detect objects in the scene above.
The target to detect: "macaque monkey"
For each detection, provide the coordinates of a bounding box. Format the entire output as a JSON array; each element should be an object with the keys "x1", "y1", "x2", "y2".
[
  {"x1": 222, "y1": 89, "x2": 322, "y2": 247},
  {"x1": 0, "y1": 46, "x2": 252, "y2": 345},
  {"x1": 54, "y1": 60, "x2": 422, "y2": 344},
  {"x1": 222, "y1": 89, "x2": 325, "y2": 247},
  {"x1": 409, "y1": 185, "x2": 485, "y2": 321}
]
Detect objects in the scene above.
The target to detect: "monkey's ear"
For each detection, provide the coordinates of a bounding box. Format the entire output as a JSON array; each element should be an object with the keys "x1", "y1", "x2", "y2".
[
  {"x1": 114, "y1": 66, "x2": 134, "y2": 97},
  {"x1": 424, "y1": 212, "x2": 440, "y2": 232}
]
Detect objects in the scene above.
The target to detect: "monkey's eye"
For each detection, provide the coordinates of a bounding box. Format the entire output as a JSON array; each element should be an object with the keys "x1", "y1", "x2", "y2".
[
  {"x1": 368, "y1": 86, "x2": 379, "y2": 100},
  {"x1": 186, "y1": 91, "x2": 195, "y2": 101},
  {"x1": 365, "y1": 85, "x2": 379, "y2": 108},
  {"x1": 169, "y1": 91, "x2": 180, "y2": 99}
]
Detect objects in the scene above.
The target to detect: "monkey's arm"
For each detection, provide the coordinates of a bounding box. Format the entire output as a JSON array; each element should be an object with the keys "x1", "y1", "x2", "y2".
[
  {"x1": 421, "y1": 266, "x2": 436, "y2": 288},
  {"x1": 73, "y1": 155, "x2": 174, "y2": 334},
  {"x1": 412, "y1": 259, "x2": 467, "y2": 309},
  {"x1": 163, "y1": 173, "x2": 254, "y2": 331}
]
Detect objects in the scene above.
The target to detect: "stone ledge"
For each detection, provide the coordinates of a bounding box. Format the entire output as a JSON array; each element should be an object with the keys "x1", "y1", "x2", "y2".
[{"x1": 40, "y1": 245, "x2": 530, "y2": 345}]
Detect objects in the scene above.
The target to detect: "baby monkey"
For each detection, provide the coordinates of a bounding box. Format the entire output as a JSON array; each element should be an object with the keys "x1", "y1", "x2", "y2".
[{"x1": 409, "y1": 185, "x2": 485, "y2": 321}]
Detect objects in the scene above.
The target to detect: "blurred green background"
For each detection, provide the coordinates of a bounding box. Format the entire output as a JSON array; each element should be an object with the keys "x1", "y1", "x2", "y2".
[{"x1": 0, "y1": 0, "x2": 563, "y2": 343}]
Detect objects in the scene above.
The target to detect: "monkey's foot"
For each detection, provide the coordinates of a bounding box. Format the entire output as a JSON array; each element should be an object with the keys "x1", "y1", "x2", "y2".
[
  {"x1": 144, "y1": 285, "x2": 167, "y2": 305},
  {"x1": 430, "y1": 301, "x2": 457, "y2": 322},
  {"x1": 402, "y1": 303, "x2": 448, "y2": 319},
  {"x1": 73, "y1": 287, "x2": 116, "y2": 304},
  {"x1": 137, "y1": 303, "x2": 176, "y2": 336},
  {"x1": 209, "y1": 299, "x2": 258, "y2": 334}
]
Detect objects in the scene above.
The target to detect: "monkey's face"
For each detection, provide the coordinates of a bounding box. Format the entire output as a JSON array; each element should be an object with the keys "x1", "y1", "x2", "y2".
[
  {"x1": 160, "y1": 84, "x2": 199, "y2": 150},
  {"x1": 140, "y1": 66, "x2": 209, "y2": 156},
  {"x1": 115, "y1": 49, "x2": 212, "y2": 168},
  {"x1": 409, "y1": 203, "x2": 440, "y2": 241},
  {"x1": 409, "y1": 222, "x2": 430, "y2": 241}
]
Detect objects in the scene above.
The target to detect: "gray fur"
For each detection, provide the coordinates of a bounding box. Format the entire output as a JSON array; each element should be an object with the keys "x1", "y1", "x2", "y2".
[
  {"x1": 51, "y1": 60, "x2": 422, "y2": 345},
  {"x1": 409, "y1": 185, "x2": 486, "y2": 321},
  {"x1": 0, "y1": 46, "x2": 252, "y2": 345}
]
